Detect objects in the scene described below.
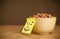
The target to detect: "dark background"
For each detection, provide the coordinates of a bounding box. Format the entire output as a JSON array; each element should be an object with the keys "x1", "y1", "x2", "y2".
[{"x1": 0, "y1": 0, "x2": 60, "y2": 25}]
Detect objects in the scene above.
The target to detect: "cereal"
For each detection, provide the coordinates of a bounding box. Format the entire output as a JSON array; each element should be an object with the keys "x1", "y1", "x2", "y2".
[{"x1": 32, "y1": 13, "x2": 54, "y2": 18}]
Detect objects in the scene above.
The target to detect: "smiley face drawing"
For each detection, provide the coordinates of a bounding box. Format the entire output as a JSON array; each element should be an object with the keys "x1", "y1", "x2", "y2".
[{"x1": 22, "y1": 18, "x2": 36, "y2": 34}]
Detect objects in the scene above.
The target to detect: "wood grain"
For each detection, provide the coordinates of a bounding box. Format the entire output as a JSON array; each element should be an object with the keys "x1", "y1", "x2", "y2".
[{"x1": 0, "y1": 25, "x2": 60, "y2": 39}]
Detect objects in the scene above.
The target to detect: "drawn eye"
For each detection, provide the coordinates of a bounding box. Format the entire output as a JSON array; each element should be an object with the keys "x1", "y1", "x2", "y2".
[
  {"x1": 30, "y1": 24, "x2": 32, "y2": 25},
  {"x1": 30, "y1": 22, "x2": 34, "y2": 25},
  {"x1": 32, "y1": 22, "x2": 34, "y2": 23}
]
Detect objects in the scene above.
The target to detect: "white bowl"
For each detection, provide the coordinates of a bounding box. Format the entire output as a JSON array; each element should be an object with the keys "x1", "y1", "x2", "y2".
[{"x1": 33, "y1": 17, "x2": 56, "y2": 34}]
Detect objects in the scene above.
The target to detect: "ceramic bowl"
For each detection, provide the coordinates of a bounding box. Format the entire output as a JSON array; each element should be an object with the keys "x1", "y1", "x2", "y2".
[{"x1": 33, "y1": 17, "x2": 56, "y2": 34}]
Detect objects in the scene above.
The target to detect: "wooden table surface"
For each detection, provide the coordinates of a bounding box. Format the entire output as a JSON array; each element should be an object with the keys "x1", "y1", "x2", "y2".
[{"x1": 0, "y1": 25, "x2": 60, "y2": 39}]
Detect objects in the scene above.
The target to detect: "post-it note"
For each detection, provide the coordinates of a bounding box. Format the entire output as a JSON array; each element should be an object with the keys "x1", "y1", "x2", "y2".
[{"x1": 22, "y1": 18, "x2": 36, "y2": 34}]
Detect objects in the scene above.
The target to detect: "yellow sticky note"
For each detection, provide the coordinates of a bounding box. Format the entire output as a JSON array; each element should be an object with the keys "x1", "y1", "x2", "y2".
[{"x1": 22, "y1": 18, "x2": 36, "y2": 34}]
